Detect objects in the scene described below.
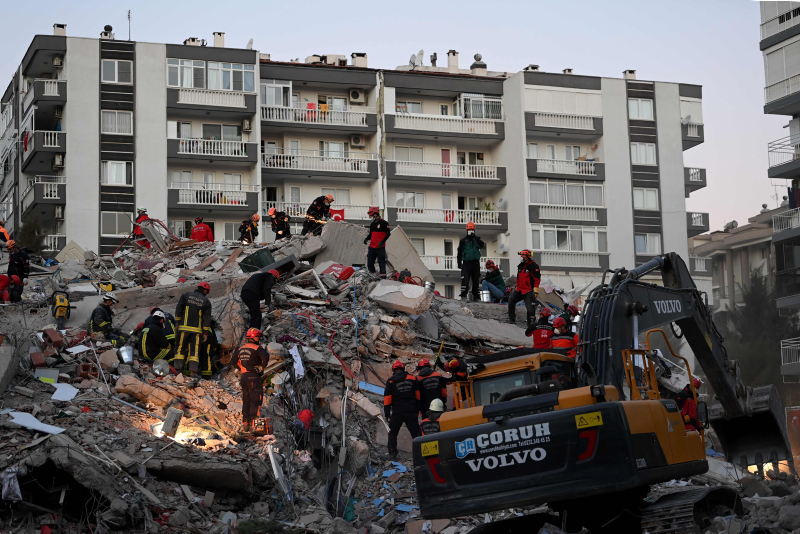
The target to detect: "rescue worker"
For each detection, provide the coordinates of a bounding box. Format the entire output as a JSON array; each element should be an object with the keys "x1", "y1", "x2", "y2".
[
  {"x1": 190, "y1": 217, "x2": 214, "y2": 242},
  {"x1": 302, "y1": 194, "x2": 333, "y2": 236},
  {"x1": 550, "y1": 317, "x2": 579, "y2": 359},
  {"x1": 446, "y1": 358, "x2": 469, "y2": 382},
  {"x1": 240, "y1": 269, "x2": 279, "y2": 329},
  {"x1": 526, "y1": 307, "x2": 554, "y2": 349},
  {"x1": 364, "y1": 207, "x2": 391, "y2": 277},
  {"x1": 90, "y1": 293, "x2": 125, "y2": 346},
  {"x1": 267, "y1": 207, "x2": 291, "y2": 241},
  {"x1": 133, "y1": 207, "x2": 150, "y2": 249},
  {"x1": 229, "y1": 328, "x2": 269, "y2": 432},
  {"x1": 238, "y1": 214, "x2": 260, "y2": 244},
  {"x1": 416, "y1": 358, "x2": 447, "y2": 414},
  {"x1": 144, "y1": 307, "x2": 176, "y2": 343},
  {"x1": 508, "y1": 249, "x2": 541, "y2": 327},
  {"x1": 676, "y1": 377, "x2": 702, "y2": 431},
  {"x1": 0, "y1": 274, "x2": 19, "y2": 303},
  {"x1": 384, "y1": 360, "x2": 421, "y2": 460},
  {"x1": 174, "y1": 282, "x2": 213, "y2": 377},
  {"x1": 420, "y1": 398, "x2": 445, "y2": 436},
  {"x1": 559, "y1": 305, "x2": 580, "y2": 333},
  {"x1": 7, "y1": 240, "x2": 29, "y2": 303},
  {"x1": 0, "y1": 220, "x2": 10, "y2": 243},
  {"x1": 457, "y1": 222, "x2": 484, "y2": 302},
  {"x1": 481, "y1": 259, "x2": 506, "y2": 303},
  {"x1": 138, "y1": 310, "x2": 172, "y2": 361}
]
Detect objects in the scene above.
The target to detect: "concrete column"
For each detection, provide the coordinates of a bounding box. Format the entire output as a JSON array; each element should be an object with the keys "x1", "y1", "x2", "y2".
[
  {"x1": 740, "y1": 247, "x2": 750, "y2": 291},
  {"x1": 726, "y1": 251, "x2": 735, "y2": 308}
]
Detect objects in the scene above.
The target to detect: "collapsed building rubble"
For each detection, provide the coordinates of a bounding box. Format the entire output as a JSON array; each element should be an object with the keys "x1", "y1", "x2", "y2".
[{"x1": 0, "y1": 222, "x2": 797, "y2": 533}]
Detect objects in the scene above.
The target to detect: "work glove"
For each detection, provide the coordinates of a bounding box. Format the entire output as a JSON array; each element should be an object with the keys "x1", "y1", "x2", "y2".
[
  {"x1": 378, "y1": 240, "x2": 387, "y2": 248},
  {"x1": 525, "y1": 325, "x2": 535, "y2": 337},
  {"x1": 363, "y1": 237, "x2": 369, "y2": 245},
  {"x1": 534, "y1": 287, "x2": 539, "y2": 297},
  {"x1": 384, "y1": 406, "x2": 391, "y2": 419}
]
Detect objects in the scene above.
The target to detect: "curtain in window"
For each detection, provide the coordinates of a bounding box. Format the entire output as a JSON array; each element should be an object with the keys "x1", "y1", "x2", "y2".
[
  {"x1": 635, "y1": 234, "x2": 647, "y2": 254},
  {"x1": 548, "y1": 184, "x2": 565, "y2": 205},
  {"x1": 585, "y1": 186, "x2": 603, "y2": 206},
  {"x1": 530, "y1": 183, "x2": 547, "y2": 204},
  {"x1": 527, "y1": 143, "x2": 538, "y2": 159},
  {"x1": 102, "y1": 111, "x2": 116, "y2": 133},
  {"x1": 117, "y1": 112, "x2": 132, "y2": 134},
  {"x1": 566, "y1": 185, "x2": 584, "y2": 206},
  {"x1": 582, "y1": 230, "x2": 597, "y2": 252},
  {"x1": 106, "y1": 162, "x2": 126, "y2": 185}
]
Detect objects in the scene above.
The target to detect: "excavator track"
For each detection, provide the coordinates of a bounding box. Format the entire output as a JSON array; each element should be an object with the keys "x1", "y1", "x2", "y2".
[{"x1": 639, "y1": 487, "x2": 742, "y2": 534}]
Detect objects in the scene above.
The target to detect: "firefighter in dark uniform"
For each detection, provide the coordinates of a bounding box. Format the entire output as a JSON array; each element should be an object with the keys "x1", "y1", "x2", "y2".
[
  {"x1": 420, "y1": 398, "x2": 445, "y2": 436},
  {"x1": 240, "y1": 269, "x2": 279, "y2": 329},
  {"x1": 7, "y1": 240, "x2": 29, "y2": 303},
  {"x1": 525, "y1": 307, "x2": 554, "y2": 349},
  {"x1": 416, "y1": 358, "x2": 447, "y2": 414},
  {"x1": 508, "y1": 249, "x2": 541, "y2": 327},
  {"x1": 90, "y1": 293, "x2": 125, "y2": 346},
  {"x1": 364, "y1": 206, "x2": 391, "y2": 277},
  {"x1": 229, "y1": 328, "x2": 269, "y2": 432},
  {"x1": 267, "y1": 207, "x2": 292, "y2": 241},
  {"x1": 144, "y1": 307, "x2": 176, "y2": 343},
  {"x1": 384, "y1": 360, "x2": 421, "y2": 460},
  {"x1": 302, "y1": 194, "x2": 333, "y2": 236},
  {"x1": 138, "y1": 310, "x2": 172, "y2": 361},
  {"x1": 174, "y1": 281, "x2": 213, "y2": 377},
  {"x1": 238, "y1": 214, "x2": 260, "y2": 243}
]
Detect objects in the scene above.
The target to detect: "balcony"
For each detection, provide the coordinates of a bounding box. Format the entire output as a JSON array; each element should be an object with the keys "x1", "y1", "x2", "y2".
[
  {"x1": 386, "y1": 161, "x2": 505, "y2": 189},
  {"x1": 773, "y1": 207, "x2": 800, "y2": 236},
  {"x1": 535, "y1": 251, "x2": 608, "y2": 270},
  {"x1": 21, "y1": 131, "x2": 66, "y2": 173},
  {"x1": 761, "y1": 8, "x2": 800, "y2": 41},
  {"x1": 260, "y1": 104, "x2": 378, "y2": 134},
  {"x1": 680, "y1": 123, "x2": 704, "y2": 150},
  {"x1": 22, "y1": 79, "x2": 67, "y2": 112},
  {"x1": 261, "y1": 201, "x2": 373, "y2": 222},
  {"x1": 767, "y1": 135, "x2": 800, "y2": 179},
  {"x1": 167, "y1": 88, "x2": 256, "y2": 119},
  {"x1": 385, "y1": 207, "x2": 508, "y2": 233},
  {"x1": 687, "y1": 211, "x2": 709, "y2": 237},
  {"x1": 530, "y1": 205, "x2": 603, "y2": 224},
  {"x1": 526, "y1": 158, "x2": 604, "y2": 181},
  {"x1": 167, "y1": 138, "x2": 258, "y2": 166},
  {"x1": 525, "y1": 112, "x2": 602, "y2": 140},
  {"x1": 684, "y1": 167, "x2": 707, "y2": 197},
  {"x1": 764, "y1": 74, "x2": 800, "y2": 115},
  {"x1": 261, "y1": 149, "x2": 378, "y2": 182},
  {"x1": 384, "y1": 114, "x2": 504, "y2": 143},
  {"x1": 21, "y1": 175, "x2": 66, "y2": 213},
  {"x1": 689, "y1": 256, "x2": 709, "y2": 277},
  {"x1": 43, "y1": 235, "x2": 66, "y2": 253},
  {"x1": 782, "y1": 337, "x2": 800, "y2": 381},
  {"x1": 167, "y1": 182, "x2": 259, "y2": 215},
  {"x1": 420, "y1": 255, "x2": 510, "y2": 281}
]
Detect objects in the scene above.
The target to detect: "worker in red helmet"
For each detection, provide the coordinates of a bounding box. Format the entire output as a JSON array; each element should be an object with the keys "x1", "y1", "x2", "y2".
[
  {"x1": 240, "y1": 269, "x2": 280, "y2": 329},
  {"x1": 457, "y1": 222, "x2": 485, "y2": 302},
  {"x1": 416, "y1": 358, "x2": 447, "y2": 415},
  {"x1": 550, "y1": 317, "x2": 579, "y2": 359},
  {"x1": 481, "y1": 259, "x2": 507, "y2": 303},
  {"x1": 0, "y1": 274, "x2": 19, "y2": 303},
  {"x1": 229, "y1": 328, "x2": 269, "y2": 432},
  {"x1": 267, "y1": 207, "x2": 292, "y2": 241},
  {"x1": 558, "y1": 304, "x2": 580, "y2": 333},
  {"x1": 302, "y1": 194, "x2": 333, "y2": 236},
  {"x1": 174, "y1": 281, "x2": 213, "y2": 377},
  {"x1": 190, "y1": 217, "x2": 214, "y2": 242},
  {"x1": 133, "y1": 207, "x2": 151, "y2": 249},
  {"x1": 676, "y1": 377, "x2": 703, "y2": 431},
  {"x1": 238, "y1": 214, "x2": 260, "y2": 244},
  {"x1": 383, "y1": 361, "x2": 421, "y2": 460},
  {"x1": 364, "y1": 207, "x2": 391, "y2": 277},
  {"x1": 526, "y1": 307, "x2": 554, "y2": 349},
  {"x1": 508, "y1": 249, "x2": 541, "y2": 328}
]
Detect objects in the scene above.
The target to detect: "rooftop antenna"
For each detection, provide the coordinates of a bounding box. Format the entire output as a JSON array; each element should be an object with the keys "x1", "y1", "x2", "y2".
[
  {"x1": 246, "y1": 38, "x2": 253, "y2": 50},
  {"x1": 127, "y1": 10, "x2": 131, "y2": 41},
  {"x1": 681, "y1": 115, "x2": 692, "y2": 126}
]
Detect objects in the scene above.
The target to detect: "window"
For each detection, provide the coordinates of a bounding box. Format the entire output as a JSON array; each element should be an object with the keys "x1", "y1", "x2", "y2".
[
  {"x1": 565, "y1": 146, "x2": 581, "y2": 160},
  {"x1": 223, "y1": 173, "x2": 242, "y2": 188},
  {"x1": 440, "y1": 104, "x2": 450, "y2": 115},
  {"x1": 529, "y1": 182, "x2": 603, "y2": 207},
  {"x1": 261, "y1": 80, "x2": 292, "y2": 107},
  {"x1": 290, "y1": 187, "x2": 301, "y2": 203},
  {"x1": 680, "y1": 99, "x2": 703, "y2": 124},
  {"x1": 321, "y1": 188, "x2": 350, "y2": 204},
  {"x1": 395, "y1": 146, "x2": 423, "y2": 162},
  {"x1": 169, "y1": 170, "x2": 192, "y2": 187},
  {"x1": 630, "y1": 142, "x2": 657, "y2": 165},
  {"x1": 1, "y1": 103, "x2": 11, "y2": 134},
  {"x1": 468, "y1": 152, "x2": 485, "y2": 165},
  {"x1": 171, "y1": 220, "x2": 193, "y2": 238},
  {"x1": 766, "y1": 41, "x2": 800, "y2": 86},
  {"x1": 464, "y1": 196, "x2": 483, "y2": 210},
  {"x1": 635, "y1": 233, "x2": 661, "y2": 255},
  {"x1": 445, "y1": 285, "x2": 455, "y2": 299},
  {"x1": 633, "y1": 188, "x2": 659, "y2": 210},
  {"x1": 527, "y1": 143, "x2": 538, "y2": 159},
  {"x1": 320, "y1": 141, "x2": 347, "y2": 158},
  {"x1": 460, "y1": 94, "x2": 503, "y2": 120},
  {"x1": 322, "y1": 96, "x2": 347, "y2": 111},
  {"x1": 224, "y1": 222, "x2": 236, "y2": 241},
  {"x1": 628, "y1": 98, "x2": 654, "y2": 120},
  {"x1": 396, "y1": 101, "x2": 422, "y2": 114},
  {"x1": 202, "y1": 124, "x2": 241, "y2": 141},
  {"x1": 102, "y1": 161, "x2": 133, "y2": 186},
  {"x1": 531, "y1": 224, "x2": 608, "y2": 253},
  {"x1": 101, "y1": 212, "x2": 133, "y2": 236},
  {"x1": 208, "y1": 62, "x2": 255, "y2": 92},
  {"x1": 102, "y1": 60, "x2": 132, "y2": 84},
  {"x1": 396, "y1": 191, "x2": 424, "y2": 208},
  {"x1": 410, "y1": 238, "x2": 426, "y2": 255},
  {"x1": 167, "y1": 59, "x2": 205, "y2": 88},
  {"x1": 101, "y1": 110, "x2": 133, "y2": 134}
]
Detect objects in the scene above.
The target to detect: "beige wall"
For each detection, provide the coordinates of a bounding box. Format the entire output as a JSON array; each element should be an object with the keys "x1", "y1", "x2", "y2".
[{"x1": 525, "y1": 87, "x2": 603, "y2": 116}]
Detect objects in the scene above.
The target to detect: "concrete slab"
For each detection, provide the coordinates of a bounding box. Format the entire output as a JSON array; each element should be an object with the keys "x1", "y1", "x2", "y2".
[
  {"x1": 273, "y1": 235, "x2": 326, "y2": 261},
  {"x1": 439, "y1": 314, "x2": 530, "y2": 346},
  {"x1": 0, "y1": 341, "x2": 19, "y2": 394},
  {"x1": 368, "y1": 280, "x2": 433, "y2": 315},
  {"x1": 314, "y1": 221, "x2": 368, "y2": 267},
  {"x1": 385, "y1": 226, "x2": 433, "y2": 282},
  {"x1": 55, "y1": 240, "x2": 86, "y2": 263}
]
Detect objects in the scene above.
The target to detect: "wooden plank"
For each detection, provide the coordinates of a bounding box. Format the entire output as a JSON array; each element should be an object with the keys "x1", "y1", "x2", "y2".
[
  {"x1": 218, "y1": 248, "x2": 243, "y2": 273},
  {"x1": 181, "y1": 255, "x2": 219, "y2": 277}
]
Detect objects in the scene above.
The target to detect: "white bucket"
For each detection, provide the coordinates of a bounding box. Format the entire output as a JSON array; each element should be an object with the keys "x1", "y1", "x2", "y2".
[{"x1": 480, "y1": 290, "x2": 492, "y2": 303}]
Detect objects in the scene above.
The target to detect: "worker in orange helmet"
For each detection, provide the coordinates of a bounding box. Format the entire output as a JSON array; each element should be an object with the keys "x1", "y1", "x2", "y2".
[
  {"x1": 229, "y1": 328, "x2": 269, "y2": 432},
  {"x1": 302, "y1": 194, "x2": 333, "y2": 236},
  {"x1": 238, "y1": 214, "x2": 260, "y2": 244},
  {"x1": 267, "y1": 207, "x2": 292, "y2": 241},
  {"x1": 550, "y1": 317, "x2": 579, "y2": 359},
  {"x1": 457, "y1": 222, "x2": 485, "y2": 301}
]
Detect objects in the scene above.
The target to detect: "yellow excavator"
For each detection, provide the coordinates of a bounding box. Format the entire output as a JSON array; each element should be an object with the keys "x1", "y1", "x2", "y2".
[{"x1": 413, "y1": 253, "x2": 790, "y2": 532}]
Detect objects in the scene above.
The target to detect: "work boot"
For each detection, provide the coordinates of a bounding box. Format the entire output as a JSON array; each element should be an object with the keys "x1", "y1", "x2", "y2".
[
  {"x1": 242, "y1": 421, "x2": 252, "y2": 433},
  {"x1": 172, "y1": 359, "x2": 184, "y2": 372},
  {"x1": 388, "y1": 450, "x2": 398, "y2": 461},
  {"x1": 187, "y1": 361, "x2": 200, "y2": 378},
  {"x1": 507, "y1": 315, "x2": 516, "y2": 324}
]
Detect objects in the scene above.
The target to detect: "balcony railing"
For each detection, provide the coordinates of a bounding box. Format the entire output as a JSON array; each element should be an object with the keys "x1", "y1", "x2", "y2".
[
  {"x1": 768, "y1": 134, "x2": 800, "y2": 168},
  {"x1": 420, "y1": 255, "x2": 504, "y2": 271},
  {"x1": 261, "y1": 104, "x2": 374, "y2": 127},
  {"x1": 535, "y1": 159, "x2": 596, "y2": 176},
  {"x1": 169, "y1": 182, "x2": 256, "y2": 206},
  {"x1": 774, "y1": 207, "x2": 800, "y2": 233},
  {"x1": 177, "y1": 88, "x2": 246, "y2": 108},
  {"x1": 43, "y1": 235, "x2": 65, "y2": 251},
  {"x1": 537, "y1": 206, "x2": 599, "y2": 222},
  {"x1": 691, "y1": 256, "x2": 708, "y2": 272},
  {"x1": 766, "y1": 73, "x2": 800, "y2": 104},
  {"x1": 169, "y1": 181, "x2": 259, "y2": 192},
  {"x1": 393, "y1": 207, "x2": 503, "y2": 225},
  {"x1": 686, "y1": 123, "x2": 700, "y2": 137},
  {"x1": 533, "y1": 112, "x2": 595, "y2": 130},
  {"x1": 262, "y1": 149, "x2": 375, "y2": 173},
  {"x1": 761, "y1": 9, "x2": 800, "y2": 40},
  {"x1": 262, "y1": 201, "x2": 373, "y2": 221},
  {"x1": 540, "y1": 251, "x2": 602, "y2": 268},
  {"x1": 394, "y1": 114, "x2": 498, "y2": 135},
  {"x1": 21, "y1": 175, "x2": 65, "y2": 211},
  {"x1": 782, "y1": 337, "x2": 800, "y2": 366},
  {"x1": 687, "y1": 167, "x2": 704, "y2": 181},
  {"x1": 391, "y1": 161, "x2": 499, "y2": 180},
  {"x1": 174, "y1": 139, "x2": 249, "y2": 157}
]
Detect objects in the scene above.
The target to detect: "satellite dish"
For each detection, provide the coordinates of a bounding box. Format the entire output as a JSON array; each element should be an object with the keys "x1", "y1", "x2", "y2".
[
  {"x1": 416, "y1": 50, "x2": 424, "y2": 66},
  {"x1": 409, "y1": 54, "x2": 417, "y2": 68},
  {"x1": 246, "y1": 38, "x2": 254, "y2": 50},
  {"x1": 681, "y1": 115, "x2": 692, "y2": 125}
]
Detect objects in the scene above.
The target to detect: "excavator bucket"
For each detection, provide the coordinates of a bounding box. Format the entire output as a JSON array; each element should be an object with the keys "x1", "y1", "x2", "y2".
[{"x1": 708, "y1": 385, "x2": 793, "y2": 469}]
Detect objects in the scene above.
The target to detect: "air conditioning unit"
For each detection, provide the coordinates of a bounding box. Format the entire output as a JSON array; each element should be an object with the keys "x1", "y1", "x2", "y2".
[
  {"x1": 54, "y1": 106, "x2": 63, "y2": 119},
  {"x1": 497, "y1": 232, "x2": 509, "y2": 253},
  {"x1": 53, "y1": 153, "x2": 64, "y2": 169},
  {"x1": 54, "y1": 205, "x2": 64, "y2": 219},
  {"x1": 350, "y1": 135, "x2": 366, "y2": 147},
  {"x1": 242, "y1": 119, "x2": 252, "y2": 132},
  {"x1": 52, "y1": 56, "x2": 63, "y2": 68},
  {"x1": 349, "y1": 88, "x2": 365, "y2": 104}
]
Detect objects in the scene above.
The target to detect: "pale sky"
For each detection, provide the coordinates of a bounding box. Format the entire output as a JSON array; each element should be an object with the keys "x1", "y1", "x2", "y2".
[{"x1": 0, "y1": 0, "x2": 783, "y2": 231}]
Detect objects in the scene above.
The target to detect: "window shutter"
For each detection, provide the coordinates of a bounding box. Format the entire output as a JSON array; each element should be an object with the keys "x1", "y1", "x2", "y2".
[
  {"x1": 785, "y1": 41, "x2": 800, "y2": 79},
  {"x1": 767, "y1": 49, "x2": 786, "y2": 86},
  {"x1": 194, "y1": 66, "x2": 205, "y2": 89},
  {"x1": 126, "y1": 162, "x2": 133, "y2": 185}
]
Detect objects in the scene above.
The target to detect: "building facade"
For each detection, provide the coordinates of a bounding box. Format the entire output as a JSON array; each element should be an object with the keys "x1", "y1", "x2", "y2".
[{"x1": 0, "y1": 26, "x2": 707, "y2": 296}]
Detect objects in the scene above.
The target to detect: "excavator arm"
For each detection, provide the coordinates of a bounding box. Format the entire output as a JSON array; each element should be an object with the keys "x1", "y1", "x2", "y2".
[{"x1": 579, "y1": 252, "x2": 791, "y2": 467}]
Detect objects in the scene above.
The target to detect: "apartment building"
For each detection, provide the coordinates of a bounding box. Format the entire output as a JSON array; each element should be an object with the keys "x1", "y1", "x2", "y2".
[{"x1": 0, "y1": 25, "x2": 707, "y2": 298}]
